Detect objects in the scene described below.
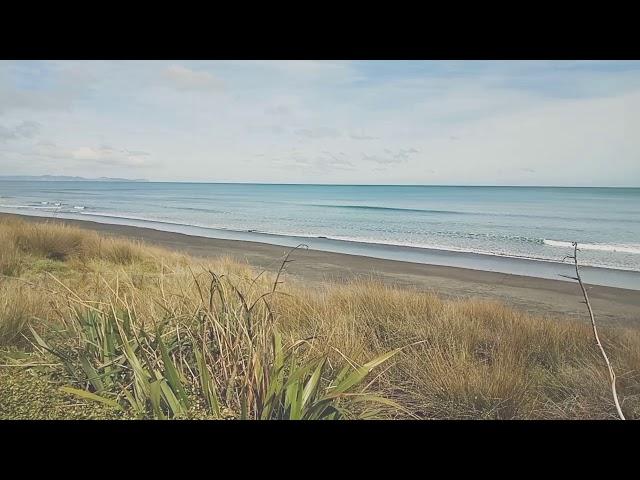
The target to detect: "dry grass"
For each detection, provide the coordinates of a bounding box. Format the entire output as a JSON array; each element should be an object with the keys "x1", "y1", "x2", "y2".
[
  {"x1": 1, "y1": 216, "x2": 167, "y2": 265},
  {"x1": 271, "y1": 282, "x2": 640, "y2": 419},
  {"x1": 0, "y1": 230, "x2": 23, "y2": 276},
  {"x1": 0, "y1": 280, "x2": 45, "y2": 346},
  {"x1": 1, "y1": 217, "x2": 639, "y2": 419}
]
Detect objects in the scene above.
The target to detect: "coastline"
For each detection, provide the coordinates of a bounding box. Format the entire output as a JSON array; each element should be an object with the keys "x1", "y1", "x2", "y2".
[
  {"x1": 3, "y1": 206, "x2": 640, "y2": 290},
  {"x1": 2, "y1": 211, "x2": 639, "y2": 327}
]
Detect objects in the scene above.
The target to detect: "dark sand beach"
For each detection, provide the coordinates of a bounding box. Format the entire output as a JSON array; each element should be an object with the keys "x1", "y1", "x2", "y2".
[{"x1": 3, "y1": 212, "x2": 639, "y2": 328}]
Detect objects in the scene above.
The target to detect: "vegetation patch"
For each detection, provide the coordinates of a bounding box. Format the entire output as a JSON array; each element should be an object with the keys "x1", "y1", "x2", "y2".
[{"x1": 1, "y1": 217, "x2": 639, "y2": 419}]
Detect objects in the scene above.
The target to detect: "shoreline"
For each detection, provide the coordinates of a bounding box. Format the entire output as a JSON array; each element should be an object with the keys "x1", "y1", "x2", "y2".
[
  {"x1": 2, "y1": 211, "x2": 639, "y2": 328},
  {"x1": 2, "y1": 207, "x2": 640, "y2": 290}
]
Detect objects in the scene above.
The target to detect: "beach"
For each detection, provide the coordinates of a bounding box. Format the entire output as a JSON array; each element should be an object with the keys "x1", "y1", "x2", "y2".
[
  {"x1": 4, "y1": 60, "x2": 640, "y2": 421},
  {"x1": 3, "y1": 211, "x2": 638, "y2": 328}
]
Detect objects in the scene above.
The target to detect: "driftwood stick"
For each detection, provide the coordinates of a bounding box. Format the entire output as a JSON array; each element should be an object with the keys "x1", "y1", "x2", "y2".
[{"x1": 570, "y1": 242, "x2": 625, "y2": 420}]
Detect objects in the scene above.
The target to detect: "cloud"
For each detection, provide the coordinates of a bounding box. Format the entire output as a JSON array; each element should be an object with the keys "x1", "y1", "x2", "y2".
[
  {"x1": 350, "y1": 134, "x2": 379, "y2": 140},
  {"x1": 362, "y1": 154, "x2": 402, "y2": 165},
  {"x1": 362, "y1": 148, "x2": 419, "y2": 167},
  {"x1": 70, "y1": 146, "x2": 153, "y2": 167},
  {"x1": 272, "y1": 152, "x2": 355, "y2": 171},
  {"x1": 0, "y1": 120, "x2": 41, "y2": 142},
  {"x1": 233, "y1": 61, "x2": 357, "y2": 82},
  {"x1": 15, "y1": 120, "x2": 41, "y2": 138},
  {"x1": 380, "y1": 89, "x2": 640, "y2": 185},
  {"x1": 2, "y1": 61, "x2": 639, "y2": 184},
  {"x1": 245, "y1": 124, "x2": 285, "y2": 135},
  {"x1": 32, "y1": 140, "x2": 69, "y2": 159},
  {"x1": 0, "y1": 61, "x2": 98, "y2": 114},
  {"x1": 294, "y1": 127, "x2": 341, "y2": 139},
  {"x1": 264, "y1": 105, "x2": 290, "y2": 116},
  {"x1": 163, "y1": 64, "x2": 224, "y2": 91},
  {"x1": 349, "y1": 130, "x2": 379, "y2": 140},
  {"x1": 28, "y1": 141, "x2": 154, "y2": 168},
  {"x1": 317, "y1": 154, "x2": 355, "y2": 170},
  {"x1": 349, "y1": 134, "x2": 380, "y2": 140},
  {"x1": 0, "y1": 125, "x2": 15, "y2": 141}
]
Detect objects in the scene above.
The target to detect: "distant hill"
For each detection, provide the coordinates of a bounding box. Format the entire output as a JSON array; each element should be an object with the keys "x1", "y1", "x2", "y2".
[{"x1": 0, "y1": 175, "x2": 149, "y2": 182}]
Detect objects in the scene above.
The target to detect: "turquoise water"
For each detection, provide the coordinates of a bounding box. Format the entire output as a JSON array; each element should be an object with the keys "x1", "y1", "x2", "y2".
[{"x1": 1, "y1": 182, "x2": 639, "y2": 284}]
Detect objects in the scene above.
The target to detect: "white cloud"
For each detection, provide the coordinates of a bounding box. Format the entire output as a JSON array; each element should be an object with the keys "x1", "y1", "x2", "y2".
[
  {"x1": 349, "y1": 130, "x2": 379, "y2": 140},
  {"x1": 233, "y1": 60, "x2": 356, "y2": 81},
  {"x1": 26, "y1": 141, "x2": 155, "y2": 169},
  {"x1": 1, "y1": 60, "x2": 638, "y2": 185},
  {"x1": 294, "y1": 127, "x2": 341, "y2": 139},
  {"x1": 70, "y1": 146, "x2": 153, "y2": 167},
  {"x1": 163, "y1": 64, "x2": 224, "y2": 91},
  {"x1": 272, "y1": 152, "x2": 355, "y2": 172},
  {"x1": 264, "y1": 105, "x2": 290, "y2": 116},
  {"x1": 381, "y1": 89, "x2": 640, "y2": 185},
  {"x1": 362, "y1": 148, "x2": 417, "y2": 167}
]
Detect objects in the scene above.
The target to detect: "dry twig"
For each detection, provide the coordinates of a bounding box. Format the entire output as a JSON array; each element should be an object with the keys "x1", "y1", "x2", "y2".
[{"x1": 565, "y1": 242, "x2": 625, "y2": 420}]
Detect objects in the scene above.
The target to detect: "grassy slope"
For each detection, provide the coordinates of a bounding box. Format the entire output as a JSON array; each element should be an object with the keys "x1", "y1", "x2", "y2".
[{"x1": 1, "y1": 217, "x2": 639, "y2": 419}]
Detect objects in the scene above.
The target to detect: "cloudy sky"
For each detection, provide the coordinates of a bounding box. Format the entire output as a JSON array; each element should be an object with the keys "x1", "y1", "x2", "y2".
[{"x1": 0, "y1": 60, "x2": 638, "y2": 186}]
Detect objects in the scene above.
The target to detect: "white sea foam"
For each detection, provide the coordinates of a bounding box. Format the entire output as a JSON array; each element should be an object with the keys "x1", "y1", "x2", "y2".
[
  {"x1": 544, "y1": 239, "x2": 640, "y2": 255},
  {"x1": 4, "y1": 203, "x2": 640, "y2": 259},
  {"x1": 0, "y1": 204, "x2": 60, "y2": 210},
  {"x1": 31, "y1": 209, "x2": 640, "y2": 260}
]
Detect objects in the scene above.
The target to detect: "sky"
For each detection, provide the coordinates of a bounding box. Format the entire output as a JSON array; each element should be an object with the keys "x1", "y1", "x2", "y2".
[{"x1": 0, "y1": 60, "x2": 639, "y2": 186}]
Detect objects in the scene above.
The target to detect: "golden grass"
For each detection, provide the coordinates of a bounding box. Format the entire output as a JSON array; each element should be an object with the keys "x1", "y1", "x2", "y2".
[
  {"x1": 0, "y1": 231, "x2": 23, "y2": 276},
  {"x1": 1, "y1": 217, "x2": 639, "y2": 419},
  {"x1": 0, "y1": 280, "x2": 45, "y2": 346},
  {"x1": 1, "y1": 216, "x2": 169, "y2": 265},
  {"x1": 272, "y1": 281, "x2": 640, "y2": 419}
]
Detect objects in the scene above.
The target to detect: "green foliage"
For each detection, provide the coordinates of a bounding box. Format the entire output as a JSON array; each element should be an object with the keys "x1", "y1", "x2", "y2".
[
  {"x1": 256, "y1": 328, "x2": 402, "y2": 419},
  {"x1": 41, "y1": 273, "x2": 398, "y2": 420},
  {"x1": 30, "y1": 259, "x2": 69, "y2": 274}
]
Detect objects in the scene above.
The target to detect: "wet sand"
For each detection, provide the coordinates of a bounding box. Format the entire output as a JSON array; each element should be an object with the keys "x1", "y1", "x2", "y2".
[{"x1": 3, "y1": 212, "x2": 639, "y2": 328}]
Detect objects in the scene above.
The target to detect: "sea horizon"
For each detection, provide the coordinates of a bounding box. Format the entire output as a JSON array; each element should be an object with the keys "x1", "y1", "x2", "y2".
[{"x1": 2, "y1": 176, "x2": 638, "y2": 188}]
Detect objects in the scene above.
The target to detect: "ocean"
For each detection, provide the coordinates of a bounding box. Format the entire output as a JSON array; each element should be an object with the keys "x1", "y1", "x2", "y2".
[{"x1": 1, "y1": 181, "x2": 639, "y2": 289}]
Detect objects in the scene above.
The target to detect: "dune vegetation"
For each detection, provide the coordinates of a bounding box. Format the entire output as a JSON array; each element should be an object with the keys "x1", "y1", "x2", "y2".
[{"x1": 1, "y1": 216, "x2": 639, "y2": 420}]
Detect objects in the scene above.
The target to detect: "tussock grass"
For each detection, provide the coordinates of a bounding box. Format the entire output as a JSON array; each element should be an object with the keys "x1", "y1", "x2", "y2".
[
  {"x1": 1, "y1": 217, "x2": 639, "y2": 419},
  {"x1": 1, "y1": 216, "x2": 165, "y2": 265},
  {"x1": 0, "y1": 231, "x2": 23, "y2": 276},
  {"x1": 0, "y1": 280, "x2": 44, "y2": 347}
]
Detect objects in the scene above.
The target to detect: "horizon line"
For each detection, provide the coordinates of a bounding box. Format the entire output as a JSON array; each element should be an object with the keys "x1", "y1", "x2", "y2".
[
  {"x1": 1, "y1": 176, "x2": 638, "y2": 188},
  {"x1": 133, "y1": 182, "x2": 640, "y2": 188}
]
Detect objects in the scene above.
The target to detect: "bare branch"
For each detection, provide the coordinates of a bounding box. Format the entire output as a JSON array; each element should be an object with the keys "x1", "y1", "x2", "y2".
[
  {"x1": 570, "y1": 241, "x2": 625, "y2": 420},
  {"x1": 558, "y1": 274, "x2": 579, "y2": 281}
]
